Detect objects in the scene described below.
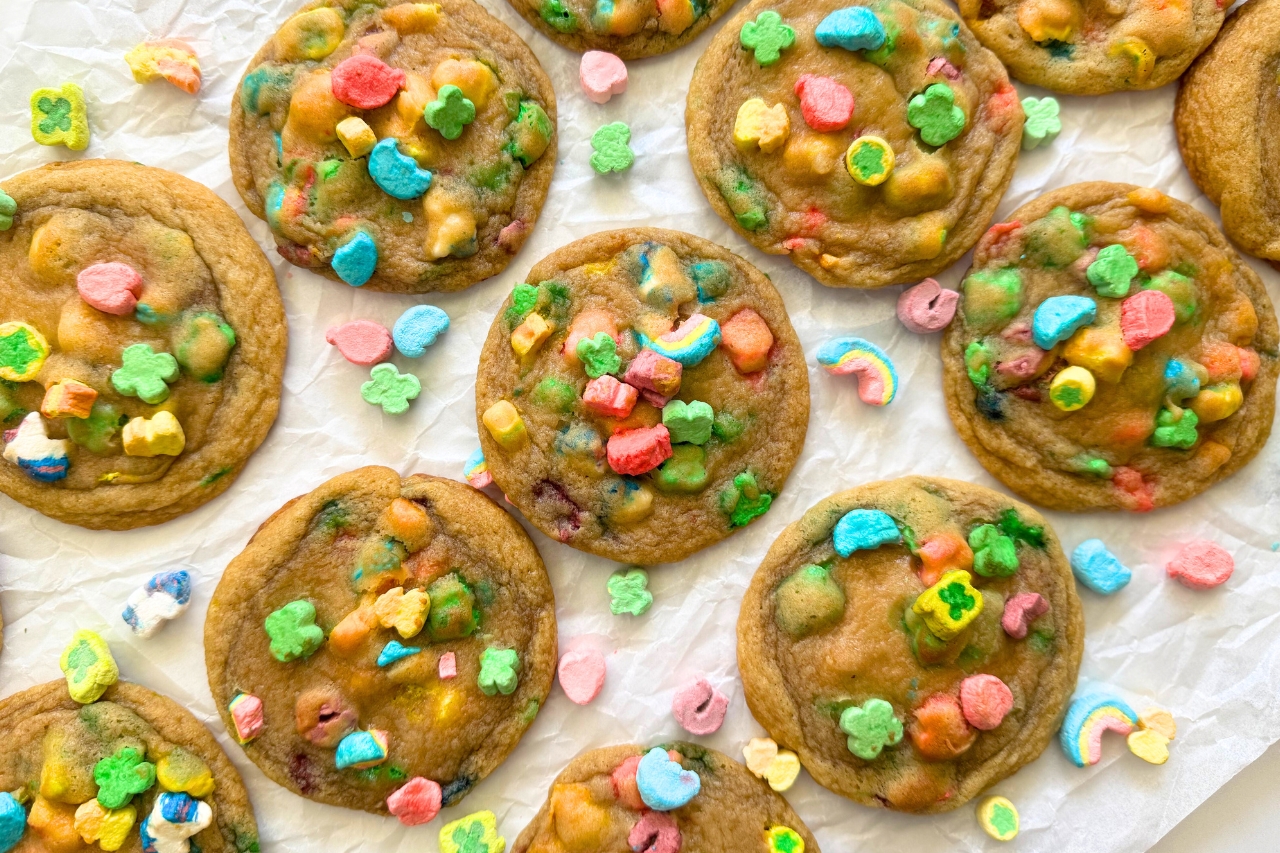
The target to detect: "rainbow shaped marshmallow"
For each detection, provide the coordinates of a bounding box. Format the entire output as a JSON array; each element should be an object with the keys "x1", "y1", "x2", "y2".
[
  {"x1": 646, "y1": 313, "x2": 721, "y2": 367},
  {"x1": 815, "y1": 337, "x2": 898, "y2": 406},
  {"x1": 1059, "y1": 692, "x2": 1138, "y2": 767},
  {"x1": 464, "y1": 447, "x2": 492, "y2": 489}
]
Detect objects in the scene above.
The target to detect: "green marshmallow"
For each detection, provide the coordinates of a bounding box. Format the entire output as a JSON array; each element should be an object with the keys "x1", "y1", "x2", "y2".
[
  {"x1": 66, "y1": 401, "x2": 123, "y2": 455},
  {"x1": 839, "y1": 698, "x2": 903, "y2": 760},
  {"x1": 968, "y1": 524, "x2": 1019, "y2": 577},
  {"x1": 264, "y1": 600, "x2": 325, "y2": 662},
  {"x1": 964, "y1": 340, "x2": 994, "y2": 387},
  {"x1": 1025, "y1": 206, "x2": 1086, "y2": 267},
  {"x1": 507, "y1": 100, "x2": 552, "y2": 167},
  {"x1": 1086, "y1": 244, "x2": 1139, "y2": 298},
  {"x1": 1152, "y1": 407, "x2": 1198, "y2": 449},
  {"x1": 92, "y1": 747, "x2": 156, "y2": 809},
  {"x1": 478, "y1": 647, "x2": 520, "y2": 696},
  {"x1": 607, "y1": 568, "x2": 653, "y2": 616},
  {"x1": 662, "y1": 400, "x2": 714, "y2": 444},
  {"x1": 654, "y1": 444, "x2": 708, "y2": 494},
  {"x1": 576, "y1": 332, "x2": 622, "y2": 378},
  {"x1": 531, "y1": 376, "x2": 578, "y2": 413},
  {"x1": 907, "y1": 84, "x2": 966, "y2": 147},
  {"x1": 111, "y1": 344, "x2": 179, "y2": 404},
  {"x1": 589, "y1": 122, "x2": 635, "y2": 174},
  {"x1": 427, "y1": 573, "x2": 479, "y2": 641},
  {"x1": 774, "y1": 564, "x2": 846, "y2": 638},
  {"x1": 720, "y1": 470, "x2": 773, "y2": 527},
  {"x1": 961, "y1": 268, "x2": 1023, "y2": 331},
  {"x1": 174, "y1": 312, "x2": 236, "y2": 382}
]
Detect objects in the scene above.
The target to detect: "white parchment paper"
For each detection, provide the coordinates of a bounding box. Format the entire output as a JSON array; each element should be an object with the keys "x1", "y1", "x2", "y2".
[{"x1": 1, "y1": 1, "x2": 1277, "y2": 851}]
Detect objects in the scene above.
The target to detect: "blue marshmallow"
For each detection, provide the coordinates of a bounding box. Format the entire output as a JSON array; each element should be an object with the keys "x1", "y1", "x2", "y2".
[
  {"x1": 636, "y1": 747, "x2": 701, "y2": 811},
  {"x1": 0, "y1": 793, "x2": 24, "y2": 853},
  {"x1": 332, "y1": 232, "x2": 378, "y2": 287},
  {"x1": 368, "y1": 138, "x2": 433, "y2": 200},
  {"x1": 815, "y1": 7, "x2": 887, "y2": 51},
  {"x1": 833, "y1": 509, "x2": 901, "y2": 557},
  {"x1": 1032, "y1": 295, "x2": 1097, "y2": 349},
  {"x1": 377, "y1": 640, "x2": 422, "y2": 667},
  {"x1": 393, "y1": 305, "x2": 450, "y2": 357},
  {"x1": 335, "y1": 730, "x2": 388, "y2": 769},
  {"x1": 1164, "y1": 358, "x2": 1201, "y2": 402},
  {"x1": 1070, "y1": 539, "x2": 1131, "y2": 595}
]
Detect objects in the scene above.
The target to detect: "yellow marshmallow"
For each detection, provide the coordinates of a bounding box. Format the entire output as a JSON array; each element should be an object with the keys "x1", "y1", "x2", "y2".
[
  {"x1": 483, "y1": 400, "x2": 528, "y2": 450},
  {"x1": 1111, "y1": 36, "x2": 1155, "y2": 84},
  {"x1": 374, "y1": 586, "x2": 430, "y2": 639},
  {"x1": 336, "y1": 116, "x2": 377, "y2": 158},
  {"x1": 74, "y1": 800, "x2": 136, "y2": 852},
  {"x1": 511, "y1": 313, "x2": 552, "y2": 357},
  {"x1": 431, "y1": 59, "x2": 497, "y2": 110},
  {"x1": 383, "y1": 3, "x2": 442, "y2": 33},
  {"x1": 734, "y1": 98, "x2": 790, "y2": 154},
  {"x1": 1049, "y1": 365, "x2": 1096, "y2": 412},
  {"x1": 41, "y1": 379, "x2": 97, "y2": 419},
  {"x1": 1189, "y1": 382, "x2": 1242, "y2": 423},
  {"x1": 122, "y1": 411, "x2": 185, "y2": 457},
  {"x1": 1063, "y1": 325, "x2": 1133, "y2": 383},
  {"x1": 424, "y1": 185, "x2": 477, "y2": 260}
]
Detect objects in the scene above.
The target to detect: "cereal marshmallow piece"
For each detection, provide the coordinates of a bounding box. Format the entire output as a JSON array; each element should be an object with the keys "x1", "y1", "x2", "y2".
[
  {"x1": 734, "y1": 99, "x2": 790, "y2": 154},
  {"x1": 907, "y1": 84, "x2": 965, "y2": 147},
  {"x1": 273, "y1": 7, "x2": 345, "y2": 61},
  {"x1": 0, "y1": 793, "x2": 24, "y2": 853},
  {"x1": 393, "y1": 304, "x2": 450, "y2": 358},
  {"x1": 606, "y1": 567, "x2": 653, "y2": 616},
  {"x1": 844, "y1": 135, "x2": 895, "y2": 186},
  {"x1": 383, "y1": 2, "x2": 441, "y2": 34},
  {"x1": 833, "y1": 508, "x2": 901, "y2": 556},
  {"x1": 511, "y1": 312, "x2": 552, "y2": 357},
  {"x1": 507, "y1": 100, "x2": 553, "y2": 167},
  {"x1": 1189, "y1": 382, "x2": 1242, "y2": 423},
  {"x1": 623, "y1": 348, "x2": 682, "y2": 399},
  {"x1": 814, "y1": 7, "x2": 886, "y2": 51},
  {"x1": 765, "y1": 826, "x2": 805, "y2": 853},
  {"x1": 1021, "y1": 96, "x2": 1060, "y2": 151},
  {"x1": 580, "y1": 51, "x2": 627, "y2": 104},
  {"x1": 1049, "y1": 365, "x2": 1095, "y2": 412},
  {"x1": 795, "y1": 75, "x2": 854, "y2": 133},
  {"x1": 739, "y1": 10, "x2": 794, "y2": 66},
  {"x1": 361, "y1": 363, "x2": 421, "y2": 414},
  {"x1": 959, "y1": 674, "x2": 1014, "y2": 730},
  {"x1": 590, "y1": 122, "x2": 635, "y2": 174},
  {"x1": 1059, "y1": 692, "x2": 1137, "y2": 767},
  {"x1": 326, "y1": 319, "x2": 393, "y2": 366},
  {"x1": 425, "y1": 85, "x2": 476, "y2": 140},
  {"x1": 483, "y1": 400, "x2": 528, "y2": 449},
  {"x1": 1001, "y1": 592, "x2": 1049, "y2": 639},
  {"x1": 636, "y1": 747, "x2": 701, "y2": 810},
  {"x1": 912, "y1": 570, "x2": 982, "y2": 640},
  {"x1": 112, "y1": 344, "x2": 179, "y2": 404},
  {"x1": 1110, "y1": 36, "x2": 1155, "y2": 85},
  {"x1": 672, "y1": 678, "x2": 728, "y2": 735},
  {"x1": 122, "y1": 411, "x2": 186, "y2": 457},
  {"x1": 478, "y1": 647, "x2": 521, "y2": 696},
  {"x1": 583, "y1": 375, "x2": 638, "y2": 418},
  {"x1": 432, "y1": 59, "x2": 498, "y2": 110},
  {"x1": 138, "y1": 792, "x2": 212, "y2": 853},
  {"x1": 1033, "y1": 295, "x2": 1097, "y2": 349},
  {"x1": 720, "y1": 308, "x2": 773, "y2": 373},
  {"x1": 463, "y1": 448, "x2": 492, "y2": 489},
  {"x1": 647, "y1": 313, "x2": 721, "y2": 367},
  {"x1": 639, "y1": 245, "x2": 697, "y2": 308},
  {"x1": 815, "y1": 337, "x2": 898, "y2": 405},
  {"x1": 77, "y1": 261, "x2": 144, "y2": 315},
  {"x1": 387, "y1": 777, "x2": 443, "y2": 827},
  {"x1": 424, "y1": 184, "x2": 478, "y2": 260},
  {"x1": 1166, "y1": 539, "x2": 1233, "y2": 589},
  {"x1": 916, "y1": 531, "x2": 974, "y2": 586},
  {"x1": 839, "y1": 698, "x2": 902, "y2": 760},
  {"x1": 439, "y1": 811, "x2": 504, "y2": 853},
  {"x1": 0, "y1": 321, "x2": 50, "y2": 381},
  {"x1": 374, "y1": 586, "x2": 431, "y2": 639},
  {"x1": 558, "y1": 645, "x2": 607, "y2": 705},
  {"x1": 1063, "y1": 325, "x2": 1132, "y2": 383},
  {"x1": 60, "y1": 630, "x2": 119, "y2": 704},
  {"x1": 74, "y1": 800, "x2": 136, "y2": 852},
  {"x1": 41, "y1": 379, "x2": 97, "y2": 420},
  {"x1": 908, "y1": 693, "x2": 976, "y2": 760},
  {"x1": 331, "y1": 54, "x2": 406, "y2": 110},
  {"x1": 336, "y1": 116, "x2": 377, "y2": 158},
  {"x1": 1016, "y1": 0, "x2": 1079, "y2": 41},
  {"x1": 31, "y1": 83, "x2": 89, "y2": 150},
  {"x1": 661, "y1": 399, "x2": 714, "y2": 444},
  {"x1": 228, "y1": 693, "x2": 265, "y2": 744},
  {"x1": 607, "y1": 424, "x2": 672, "y2": 475},
  {"x1": 125, "y1": 40, "x2": 201, "y2": 95},
  {"x1": 93, "y1": 747, "x2": 156, "y2": 810},
  {"x1": 977, "y1": 796, "x2": 1020, "y2": 841},
  {"x1": 264, "y1": 599, "x2": 325, "y2": 662},
  {"x1": 155, "y1": 748, "x2": 214, "y2": 798},
  {"x1": 564, "y1": 310, "x2": 620, "y2": 366},
  {"x1": 0, "y1": 190, "x2": 16, "y2": 232},
  {"x1": 122, "y1": 569, "x2": 192, "y2": 638},
  {"x1": 336, "y1": 730, "x2": 390, "y2": 770},
  {"x1": 368, "y1": 139, "x2": 434, "y2": 201},
  {"x1": 26, "y1": 797, "x2": 81, "y2": 850}
]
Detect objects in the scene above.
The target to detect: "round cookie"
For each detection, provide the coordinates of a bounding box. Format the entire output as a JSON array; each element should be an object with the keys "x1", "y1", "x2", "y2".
[
  {"x1": 205, "y1": 467, "x2": 557, "y2": 813},
  {"x1": 942, "y1": 183, "x2": 1279, "y2": 512},
  {"x1": 958, "y1": 0, "x2": 1223, "y2": 95},
  {"x1": 230, "y1": 0, "x2": 557, "y2": 293},
  {"x1": 0, "y1": 679, "x2": 259, "y2": 853},
  {"x1": 475, "y1": 228, "x2": 809, "y2": 565},
  {"x1": 511, "y1": 742, "x2": 821, "y2": 853},
  {"x1": 0, "y1": 161, "x2": 285, "y2": 530},
  {"x1": 737, "y1": 477, "x2": 1083, "y2": 813},
  {"x1": 505, "y1": 0, "x2": 739, "y2": 58},
  {"x1": 686, "y1": 0, "x2": 1023, "y2": 289},
  {"x1": 1176, "y1": 0, "x2": 1280, "y2": 264}
]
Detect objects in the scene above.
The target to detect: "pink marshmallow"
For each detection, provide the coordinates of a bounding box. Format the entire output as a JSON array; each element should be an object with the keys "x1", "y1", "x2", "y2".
[
  {"x1": 330, "y1": 54, "x2": 405, "y2": 110},
  {"x1": 580, "y1": 51, "x2": 628, "y2": 104},
  {"x1": 1166, "y1": 539, "x2": 1234, "y2": 590},
  {"x1": 77, "y1": 262, "x2": 144, "y2": 315},
  {"x1": 897, "y1": 278, "x2": 960, "y2": 334},
  {"x1": 623, "y1": 348, "x2": 682, "y2": 398},
  {"x1": 1121, "y1": 289, "x2": 1176, "y2": 350},
  {"x1": 628, "y1": 810, "x2": 681, "y2": 853},
  {"x1": 558, "y1": 646, "x2": 606, "y2": 705},
  {"x1": 438, "y1": 651, "x2": 457, "y2": 680},
  {"x1": 795, "y1": 74, "x2": 854, "y2": 132},
  {"x1": 386, "y1": 777, "x2": 442, "y2": 826},
  {"x1": 959, "y1": 674, "x2": 1013, "y2": 730},
  {"x1": 326, "y1": 320, "x2": 394, "y2": 366},
  {"x1": 1001, "y1": 592, "x2": 1049, "y2": 639},
  {"x1": 607, "y1": 425, "x2": 672, "y2": 476},
  {"x1": 583, "y1": 375, "x2": 639, "y2": 418},
  {"x1": 671, "y1": 678, "x2": 728, "y2": 736}
]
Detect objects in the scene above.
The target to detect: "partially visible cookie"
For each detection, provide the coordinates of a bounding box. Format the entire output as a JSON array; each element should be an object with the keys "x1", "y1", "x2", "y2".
[
  {"x1": 687, "y1": 0, "x2": 1023, "y2": 289},
  {"x1": 0, "y1": 679, "x2": 259, "y2": 853},
  {"x1": 230, "y1": 0, "x2": 557, "y2": 293},
  {"x1": 511, "y1": 742, "x2": 821, "y2": 852},
  {"x1": 958, "y1": 0, "x2": 1223, "y2": 95},
  {"x1": 1176, "y1": 0, "x2": 1280, "y2": 263},
  {"x1": 505, "y1": 0, "x2": 739, "y2": 58},
  {"x1": 942, "y1": 183, "x2": 1278, "y2": 512},
  {"x1": 205, "y1": 467, "x2": 557, "y2": 813},
  {"x1": 0, "y1": 160, "x2": 285, "y2": 529},
  {"x1": 475, "y1": 229, "x2": 809, "y2": 565},
  {"x1": 737, "y1": 477, "x2": 1083, "y2": 813}
]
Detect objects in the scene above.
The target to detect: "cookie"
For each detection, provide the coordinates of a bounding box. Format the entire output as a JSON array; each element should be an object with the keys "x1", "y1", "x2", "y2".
[
  {"x1": 0, "y1": 679, "x2": 259, "y2": 853},
  {"x1": 229, "y1": 0, "x2": 557, "y2": 293},
  {"x1": 737, "y1": 477, "x2": 1083, "y2": 813},
  {"x1": 1176, "y1": 0, "x2": 1280, "y2": 264},
  {"x1": 959, "y1": 0, "x2": 1223, "y2": 95},
  {"x1": 505, "y1": 0, "x2": 738, "y2": 59},
  {"x1": 0, "y1": 161, "x2": 286, "y2": 530},
  {"x1": 942, "y1": 183, "x2": 1279, "y2": 512},
  {"x1": 475, "y1": 228, "x2": 809, "y2": 565},
  {"x1": 686, "y1": 0, "x2": 1023, "y2": 289},
  {"x1": 510, "y1": 742, "x2": 821, "y2": 852},
  {"x1": 205, "y1": 467, "x2": 557, "y2": 813}
]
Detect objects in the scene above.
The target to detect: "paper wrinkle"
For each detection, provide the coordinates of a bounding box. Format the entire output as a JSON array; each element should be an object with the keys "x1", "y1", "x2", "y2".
[{"x1": 1, "y1": 0, "x2": 1279, "y2": 851}]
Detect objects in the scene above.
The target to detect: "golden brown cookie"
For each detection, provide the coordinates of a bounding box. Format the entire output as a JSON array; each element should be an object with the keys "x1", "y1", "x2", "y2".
[
  {"x1": 205, "y1": 467, "x2": 557, "y2": 814},
  {"x1": 505, "y1": 0, "x2": 739, "y2": 58},
  {"x1": 475, "y1": 228, "x2": 809, "y2": 565},
  {"x1": 230, "y1": 0, "x2": 557, "y2": 293},
  {"x1": 737, "y1": 477, "x2": 1083, "y2": 813},
  {"x1": 942, "y1": 183, "x2": 1279, "y2": 512},
  {"x1": 0, "y1": 160, "x2": 285, "y2": 530},
  {"x1": 511, "y1": 743, "x2": 821, "y2": 853},
  {"x1": 959, "y1": 0, "x2": 1223, "y2": 95},
  {"x1": 0, "y1": 679, "x2": 259, "y2": 853},
  {"x1": 686, "y1": 0, "x2": 1023, "y2": 289},
  {"x1": 1176, "y1": 0, "x2": 1280, "y2": 263}
]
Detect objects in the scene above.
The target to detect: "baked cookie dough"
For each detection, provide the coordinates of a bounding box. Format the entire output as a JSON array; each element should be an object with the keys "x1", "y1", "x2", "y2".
[
  {"x1": 959, "y1": 0, "x2": 1223, "y2": 95},
  {"x1": 686, "y1": 0, "x2": 1023, "y2": 289},
  {"x1": 737, "y1": 477, "x2": 1083, "y2": 813},
  {"x1": 1176, "y1": 0, "x2": 1280, "y2": 264},
  {"x1": 0, "y1": 679, "x2": 259, "y2": 853},
  {"x1": 0, "y1": 161, "x2": 285, "y2": 530},
  {"x1": 942, "y1": 183, "x2": 1278, "y2": 512},
  {"x1": 505, "y1": 0, "x2": 738, "y2": 58},
  {"x1": 475, "y1": 229, "x2": 809, "y2": 565},
  {"x1": 511, "y1": 743, "x2": 821, "y2": 853},
  {"x1": 230, "y1": 0, "x2": 557, "y2": 293},
  {"x1": 205, "y1": 467, "x2": 557, "y2": 813}
]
